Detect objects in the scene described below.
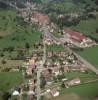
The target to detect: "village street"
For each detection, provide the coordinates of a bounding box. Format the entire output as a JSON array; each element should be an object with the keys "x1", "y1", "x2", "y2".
[{"x1": 36, "y1": 38, "x2": 46, "y2": 100}]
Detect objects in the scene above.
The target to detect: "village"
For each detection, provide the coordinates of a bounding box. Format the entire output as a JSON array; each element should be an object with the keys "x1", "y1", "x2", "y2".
[
  {"x1": 0, "y1": 1, "x2": 98, "y2": 100},
  {"x1": 10, "y1": 7, "x2": 98, "y2": 99}
]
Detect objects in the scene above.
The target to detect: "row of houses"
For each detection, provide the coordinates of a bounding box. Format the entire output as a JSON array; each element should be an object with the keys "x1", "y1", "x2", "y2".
[{"x1": 41, "y1": 65, "x2": 88, "y2": 85}]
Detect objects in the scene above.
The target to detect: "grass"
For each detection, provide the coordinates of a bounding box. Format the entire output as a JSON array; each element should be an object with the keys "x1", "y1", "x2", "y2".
[
  {"x1": 59, "y1": 72, "x2": 98, "y2": 99},
  {"x1": 0, "y1": 72, "x2": 23, "y2": 91},
  {"x1": 51, "y1": 93, "x2": 89, "y2": 100},
  {"x1": 0, "y1": 10, "x2": 17, "y2": 36},
  {"x1": 65, "y1": 72, "x2": 97, "y2": 79},
  {"x1": 0, "y1": 28, "x2": 41, "y2": 48},
  {"x1": 60, "y1": 81, "x2": 98, "y2": 98},
  {"x1": 53, "y1": 32, "x2": 62, "y2": 38},
  {"x1": 71, "y1": 14, "x2": 98, "y2": 40},
  {"x1": 0, "y1": 58, "x2": 23, "y2": 71},
  {"x1": 76, "y1": 46, "x2": 98, "y2": 68},
  {"x1": 64, "y1": 71, "x2": 98, "y2": 84},
  {"x1": 0, "y1": 9, "x2": 41, "y2": 49},
  {"x1": 46, "y1": 44, "x2": 66, "y2": 52}
]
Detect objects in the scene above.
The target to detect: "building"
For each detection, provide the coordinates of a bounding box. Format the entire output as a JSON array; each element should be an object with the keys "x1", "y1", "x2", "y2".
[
  {"x1": 28, "y1": 79, "x2": 35, "y2": 92},
  {"x1": 51, "y1": 89, "x2": 60, "y2": 97},
  {"x1": 26, "y1": 57, "x2": 36, "y2": 75},
  {"x1": 63, "y1": 29, "x2": 96, "y2": 48},
  {"x1": 31, "y1": 11, "x2": 49, "y2": 26},
  {"x1": 67, "y1": 77, "x2": 81, "y2": 86}
]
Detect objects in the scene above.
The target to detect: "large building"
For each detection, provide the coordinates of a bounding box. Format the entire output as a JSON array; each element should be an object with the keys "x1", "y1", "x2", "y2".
[
  {"x1": 63, "y1": 29, "x2": 96, "y2": 48},
  {"x1": 31, "y1": 11, "x2": 49, "y2": 26}
]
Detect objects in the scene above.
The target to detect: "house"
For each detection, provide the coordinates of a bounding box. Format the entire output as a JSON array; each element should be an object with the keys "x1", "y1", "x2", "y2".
[
  {"x1": 64, "y1": 66, "x2": 69, "y2": 72},
  {"x1": 44, "y1": 39, "x2": 53, "y2": 45},
  {"x1": 63, "y1": 29, "x2": 95, "y2": 48},
  {"x1": 68, "y1": 77, "x2": 81, "y2": 86},
  {"x1": 12, "y1": 90, "x2": 20, "y2": 96},
  {"x1": 41, "y1": 69, "x2": 52, "y2": 83},
  {"x1": 26, "y1": 58, "x2": 36, "y2": 75},
  {"x1": 31, "y1": 11, "x2": 49, "y2": 26},
  {"x1": 52, "y1": 67, "x2": 60, "y2": 76},
  {"x1": 47, "y1": 52, "x2": 53, "y2": 58},
  {"x1": 70, "y1": 66, "x2": 88, "y2": 72},
  {"x1": 51, "y1": 89, "x2": 60, "y2": 97},
  {"x1": 28, "y1": 79, "x2": 35, "y2": 92}
]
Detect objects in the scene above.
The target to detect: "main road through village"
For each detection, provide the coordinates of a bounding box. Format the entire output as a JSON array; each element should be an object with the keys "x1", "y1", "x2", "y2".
[{"x1": 36, "y1": 35, "x2": 46, "y2": 100}]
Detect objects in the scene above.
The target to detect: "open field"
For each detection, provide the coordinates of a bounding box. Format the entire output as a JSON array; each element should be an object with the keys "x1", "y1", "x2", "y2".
[
  {"x1": 0, "y1": 10, "x2": 17, "y2": 36},
  {"x1": 46, "y1": 44, "x2": 66, "y2": 52},
  {"x1": 0, "y1": 9, "x2": 42, "y2": 70},
  {"x1": 71, "y1": 14, "x2": 98, "y2": 40},
  {"x1": 60, "y1": 81, "x2": 98, "y2": 98},
  {"x1": 51, "y1": 93, "x2": 89, "y2": 100},
  {"x1": 76, "y1": 46, "x2": 98, "y2": 68},
  {"x1": 0, "y1": 9, "x2": 41, "y2": 49},
  {"x1": 64, "y1": 72, "x2": 98, "y2": 81},
  {"x1": 0, "y1": 72, "x2": 23, "y2": 91},
  {"x1": 0, "y1": 58, "x2": 23, "y2": 71}
]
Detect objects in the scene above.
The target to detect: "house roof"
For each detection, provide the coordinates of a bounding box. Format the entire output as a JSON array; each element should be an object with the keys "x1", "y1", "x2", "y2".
[
  {"x1": 32, "y1": 11, "x2": 49, "y2": 25},
  {"x1": 64, "y1": 29, "x2": 86, "y2": 43},
  {"x1": 12, "y1": 90, "x2": 19, "y2": 96}
]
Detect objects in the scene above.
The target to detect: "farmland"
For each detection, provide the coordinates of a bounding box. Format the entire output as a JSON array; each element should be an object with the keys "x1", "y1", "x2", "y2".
[
  {"x1": 76, "y1": 46, "x2": 98, "y2": 68},
  {"x1": 71, "y1": 14, "x2": 98, "y2": 40},
  {"x1": 0, "y1": 9, "x2": 41, "y2": 49},
  {"x1": 0, "y1": 9, "x2": 42, "y2": 70},
  {"x1": 60, "y1": 81, "x2": 98, "y2": 99},
  {"x1": 46, "y1": 44, "x2": 66, "y2": 52},
  {"x1": 0, "y1": 72, "x2": 23, "y2": 91}
]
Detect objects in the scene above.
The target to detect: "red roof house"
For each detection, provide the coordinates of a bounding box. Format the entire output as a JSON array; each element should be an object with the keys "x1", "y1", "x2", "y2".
[
  {"x1": 63, "y1": 29, "x2": 87, "y2": 43},
  {"x1": 31, "y1": 11, "x2": 49, "y2": 26}
]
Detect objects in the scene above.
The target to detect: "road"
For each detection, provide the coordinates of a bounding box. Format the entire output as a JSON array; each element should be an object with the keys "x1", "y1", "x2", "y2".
[
  {"x1": 36, "y1": 38, "x2": 46, "y2": 100},
  {"x1": 73, "y1": 52, "x2": 98, "y2": 74}
]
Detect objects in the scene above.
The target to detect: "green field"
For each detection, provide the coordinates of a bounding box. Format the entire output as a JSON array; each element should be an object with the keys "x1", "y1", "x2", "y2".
[
  {"x1": 71, "y1": 15, "x2": 98, "y2": 40},
  {"x1": 0, "y1": 58, "x2": 23, "y2": 71},
  {"x1": 65, "y1": 71, "x2": 97, "y2": 79},
  {"x1": 46, "y1": 44, "x2": 66, "y2": 52},
  {"x1": 59, "y1": 72, "x2": 98, "y2": 99},
  {"x1": 51, "y1": 94, "x2": 89, "y2": 100},
  {"x1": 0, "y1": 10, "x2": 17, "y2": 36},
  {"x1": 77, "y1": 46, "x2": 98, "y2": 68},
  {"x1": 0, "y1": 72, "x2": 23, "y2": 91},
  {"x1": 60, "y1": 81, "x2": 98, "y2": 98},
  {"x1": 0, "y1": 10, "x2": 41, "y2": 49}
]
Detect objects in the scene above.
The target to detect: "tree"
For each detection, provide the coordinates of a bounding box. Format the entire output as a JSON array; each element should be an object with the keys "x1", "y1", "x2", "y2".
[
  {"x1": 8, "y1": 46, "x2": 14, "y2": 52},
  {"x1": 0, "y1": 53, "x2": 4, "y2": 57},
  {"x1": 25, "y1": 42, "x2": 30, "y2": 49},
  {"x1": 1, "y1": 59, "x2": 6, "y2": 64},
  {"x1": 2, "y1": 92, "x2": 11, "y2": 100},
  {"x1": 96, "y1": 28, "x2": 98, "y2": 33},
  {"x1": 40, "y1": 75, "x2": 46, "y2": 88},
  {"x1": 60, "y1": 67, "x2": 64, "y2": 73},
  {"x1": 61, "y1": 82, "x2": 65, "y2": 88},
  {"x1": 95, "y1": 0, "x2": 98, "y2": 5}
]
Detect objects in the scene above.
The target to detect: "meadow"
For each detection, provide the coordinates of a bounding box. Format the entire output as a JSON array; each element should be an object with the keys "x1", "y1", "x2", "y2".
[{"x1": 0, "y1": 72, "x2": 23, "y2": 91}]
